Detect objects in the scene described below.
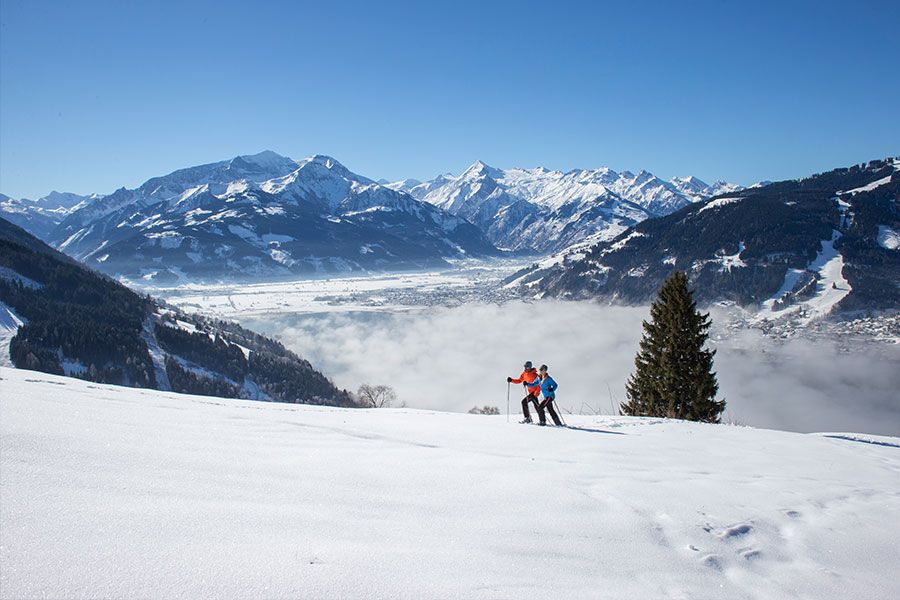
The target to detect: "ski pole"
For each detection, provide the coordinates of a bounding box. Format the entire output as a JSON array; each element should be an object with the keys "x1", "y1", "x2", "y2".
[
  {"x1": 507, "y1": 382, "x2": 511, "y2": 423},
  {"x1": 554, "y1": 398, "x2": 566, "y2": 427}
]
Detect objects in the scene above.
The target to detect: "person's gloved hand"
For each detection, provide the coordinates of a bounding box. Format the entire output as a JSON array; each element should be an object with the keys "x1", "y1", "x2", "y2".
[{"x1": 507, "y1": 377, "x2": 513, "y2": 383}]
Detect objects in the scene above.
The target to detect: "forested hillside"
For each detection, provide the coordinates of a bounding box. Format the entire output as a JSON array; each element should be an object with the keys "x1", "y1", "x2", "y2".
[{"x1": 0, "y1": 217, "x2": 355, "y2": 406}]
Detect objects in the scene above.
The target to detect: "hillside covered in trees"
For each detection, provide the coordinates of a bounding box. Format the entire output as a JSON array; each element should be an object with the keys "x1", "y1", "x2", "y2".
[{"x1": 0, "y1": 217, "x2": 356, "y2": 407}]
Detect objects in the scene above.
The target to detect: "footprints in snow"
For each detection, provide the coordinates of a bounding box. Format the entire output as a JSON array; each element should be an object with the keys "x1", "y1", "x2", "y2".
[
  {"x1": 655, "y1": 507, "x2": 806, "y2": 575},
  {"x1": 718, "y1": 523, "x2": 753, "y2": 539},
  {"x1": 690, "y1": 510, "x2": 804, "y2": 570},
  {"x1": 689, "y1": 520, "x2": 764, "y2": 570},
  {"x1": 700, "y1": 553, "x2": 723, "y2": 570}
]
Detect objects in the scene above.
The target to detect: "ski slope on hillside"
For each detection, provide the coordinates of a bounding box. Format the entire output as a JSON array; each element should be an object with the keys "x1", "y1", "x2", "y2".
[{"x1": 1, "y1": 367, "x2": 898, "y2": 599}]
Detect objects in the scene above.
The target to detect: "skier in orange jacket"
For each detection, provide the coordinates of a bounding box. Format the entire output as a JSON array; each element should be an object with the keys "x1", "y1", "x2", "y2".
[{"x1": 507, "y1": 361, "x2": 544, "y2": 424}]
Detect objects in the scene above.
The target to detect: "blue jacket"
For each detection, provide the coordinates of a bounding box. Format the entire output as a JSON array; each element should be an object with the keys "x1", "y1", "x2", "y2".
[{"x1": 533, "y1": 374, "x2": 559, "y2": 398}]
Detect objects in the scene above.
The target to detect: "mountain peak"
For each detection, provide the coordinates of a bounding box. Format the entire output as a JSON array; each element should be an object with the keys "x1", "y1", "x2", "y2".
[
  {"x1": 298, "y1": 154, "x2": 353, "y2": 174},
  {"x1": 289, "y1": 154, "x2": 376, "y2": 186},
  {"x1": 671, "y1": 175, "x2": 710, "y2": 189},
  {"x1": 308, "y1": 153, "x2": 341, "y2": 165},
  {"x1": 230, "y1": 150, "x2": 294, "y2": 169},
  {"x1": 462, "y1": 160, "x2": 503, "y2": 180},
  {"x1": 244, "y1": 149, "x2": 287, "y2": 160}
]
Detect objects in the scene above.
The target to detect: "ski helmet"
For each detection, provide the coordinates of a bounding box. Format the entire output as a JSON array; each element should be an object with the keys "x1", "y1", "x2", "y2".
[
  {"x1": 539, "y1": 364, "x2": 548, "y2": 372},
  {"x1": 524, "y1": 360, "x2": 533, "y2": 369}
]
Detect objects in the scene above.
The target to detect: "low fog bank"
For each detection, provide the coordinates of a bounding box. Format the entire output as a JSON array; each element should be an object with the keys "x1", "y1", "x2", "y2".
[{"x1": 245, "y1": 301, "x2": 900, "y2": 437}]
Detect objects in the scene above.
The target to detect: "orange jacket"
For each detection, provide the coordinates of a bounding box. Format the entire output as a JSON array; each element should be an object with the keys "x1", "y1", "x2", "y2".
[{"x1": 511, "y1": 368, "x2": 540, "y2": 392}]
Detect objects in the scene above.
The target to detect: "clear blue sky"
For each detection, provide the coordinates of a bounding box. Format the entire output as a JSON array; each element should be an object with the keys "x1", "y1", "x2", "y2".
[{"x1": 1, "y1": 0, "x2": 898, "y2": 199}]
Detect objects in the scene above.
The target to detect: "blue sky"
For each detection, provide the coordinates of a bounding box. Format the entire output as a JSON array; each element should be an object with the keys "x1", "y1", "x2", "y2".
[{"x1": 1, "y1": 0, "x2": 898, "y2": 198}]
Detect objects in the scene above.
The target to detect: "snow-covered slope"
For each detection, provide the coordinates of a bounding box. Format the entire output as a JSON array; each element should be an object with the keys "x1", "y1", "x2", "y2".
[
  {"x1": 21, "y1": 152, "x2": 497, "y2": 281},
  {"x1": 2, "y1": 367, "x2": 897, "y2": 599},
  {"x1": 395, "y1": 161, "x2": 740, "y2": 253}
]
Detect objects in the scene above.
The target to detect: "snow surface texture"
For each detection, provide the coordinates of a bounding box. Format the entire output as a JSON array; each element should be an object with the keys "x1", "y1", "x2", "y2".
[{"x1": 1, "y1": 368, "x2": 898, "y2": 599}]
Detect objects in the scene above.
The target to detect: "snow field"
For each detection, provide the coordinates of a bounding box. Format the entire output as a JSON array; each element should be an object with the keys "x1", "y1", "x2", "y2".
[{"x1": 1, "y1": 368, "x2": 898, "y2": 599}]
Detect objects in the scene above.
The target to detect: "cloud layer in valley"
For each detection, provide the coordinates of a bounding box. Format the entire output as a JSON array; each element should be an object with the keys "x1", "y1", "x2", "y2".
[{"x1": 248, "y1": 301, "x2": 900, "y2": 437}]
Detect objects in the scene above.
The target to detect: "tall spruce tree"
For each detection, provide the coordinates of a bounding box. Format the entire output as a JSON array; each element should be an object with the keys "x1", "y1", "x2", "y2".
[{"x1": 622, "y1": 271, "x2": 724, "y2": 422}]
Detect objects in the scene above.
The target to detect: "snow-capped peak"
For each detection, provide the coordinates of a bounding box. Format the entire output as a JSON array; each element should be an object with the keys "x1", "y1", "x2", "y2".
[
  {"x1": 460, "y1": 160, "x2": 504, "y2": 180},
  {"x1": 15, "y1": 191, "x2": 96, "y2": 211},
  {"x1": 399, "y1": 160, "x2": 743, "y2": 253},
  {"x1": 671, "y1": 175, "x2": 709, "y2": 188},
  {"x1": 670, "y1": 175, "x2": 744, "y2": 202},
  {"x1": 381, "y1": 178, "x2": 424, "y2": 194},
  {"x1": 292, "y1": 154, "x2": 370, "y2": 184},
  {"x1": 303, "y1": 154, "x2": 342, "y2": 168},
  {"x1": 230, "y1": 150, "x2": 294, "y2": 169},
  {"x1": 224, "y1": 151, "x2": 299, "y2": 178}
]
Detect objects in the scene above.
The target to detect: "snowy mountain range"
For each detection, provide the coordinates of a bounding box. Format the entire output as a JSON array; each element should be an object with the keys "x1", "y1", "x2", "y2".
[
  {"x1": 1, "y1": 152, "x2": 740, "y2": 281},
  {"x1": 509, "y1": 157, "x2": 900, "y2": 317},
  {"x1": 0, "y1": 191, "x2": 99, "y2": 240},
  {"x1": 2, "y1": 152, "x2": 497, "y2": 282},
  {"x1": 387, "y1": 162, "x2": 740, "y2": 253}
]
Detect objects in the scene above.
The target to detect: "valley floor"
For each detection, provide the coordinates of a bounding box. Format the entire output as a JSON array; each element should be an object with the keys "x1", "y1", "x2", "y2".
[
  {"x1": 1, "y1": 367, "x2": 898, "y2": 599},
  {"x1": 136, "y1": 260, "x2": 528, "y2": 317}
]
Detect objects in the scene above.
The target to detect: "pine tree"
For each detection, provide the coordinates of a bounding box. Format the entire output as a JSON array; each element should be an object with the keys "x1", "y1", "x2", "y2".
[{"x1": 622, "y1": 271, "x2": 724, "y2": 422}]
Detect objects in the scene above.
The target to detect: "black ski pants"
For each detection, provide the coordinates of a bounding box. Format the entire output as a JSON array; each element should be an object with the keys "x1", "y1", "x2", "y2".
[
  {"x1": 522, "y1": 393, "x2": 563, "y2": 425},
  {"x1": 521, "y1": 392, "x2": 541, "y2": 423},
  {"x1": 540, "y1": 396, "x2": 563, "y2": 426}
]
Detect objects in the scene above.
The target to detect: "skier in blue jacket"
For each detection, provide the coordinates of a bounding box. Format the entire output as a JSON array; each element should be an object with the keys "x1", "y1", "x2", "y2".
[{"x1": 534, "y1": 364, "x2": 563, "y2": 426}]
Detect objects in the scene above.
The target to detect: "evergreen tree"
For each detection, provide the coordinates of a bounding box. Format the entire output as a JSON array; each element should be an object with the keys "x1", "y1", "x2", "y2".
[{"x1": 622, "y1": 271, "x2": 724, "y2": 422}]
